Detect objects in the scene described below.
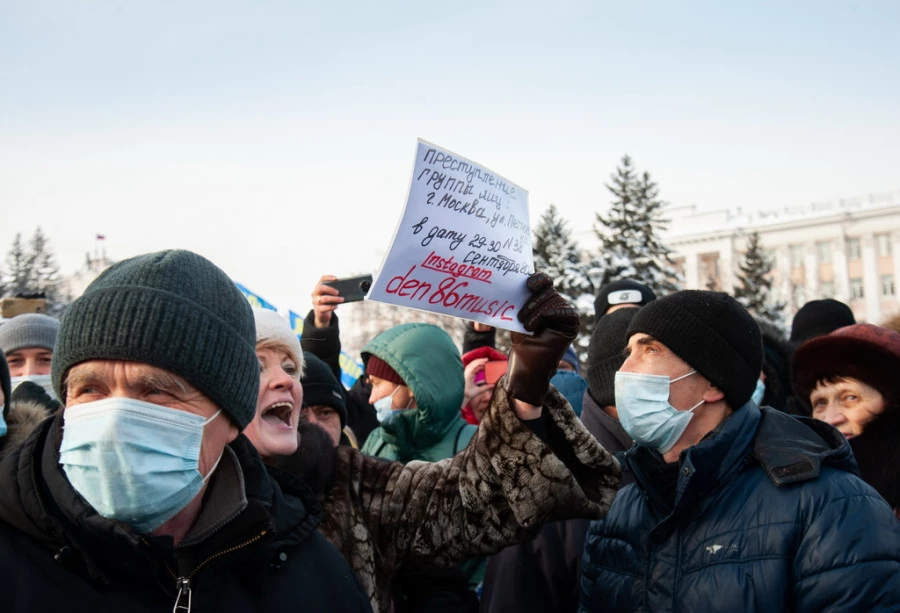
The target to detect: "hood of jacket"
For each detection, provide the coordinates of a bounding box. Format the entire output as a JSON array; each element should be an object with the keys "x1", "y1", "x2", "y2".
[
  {"x1": 0, "y1": 397, "x2": 49, "y2": 462},
  {"x1": 0, "y1": 414, "x2": 322, "y2": 589},
  {"x1": 362, "y1": 323, "x2": 464, "y2": 451},
  {"x1": 625, "y1": 403, "x2": 858, "y2": 521}
]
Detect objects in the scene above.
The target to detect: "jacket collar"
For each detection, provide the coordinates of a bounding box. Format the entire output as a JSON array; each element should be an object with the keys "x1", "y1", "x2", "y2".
[
  {"x1": 581, "y1": 391, "x2": 633, "y2": 453},
  {"x1": 752, "y1": 407, "x2": 858, "y2": 485},
  {"x1": 0, "y1": 414, "x2": 314, "y2": 589},
  {"x1": 626, "y1": 402, "x2": 761, "y2": 521}
]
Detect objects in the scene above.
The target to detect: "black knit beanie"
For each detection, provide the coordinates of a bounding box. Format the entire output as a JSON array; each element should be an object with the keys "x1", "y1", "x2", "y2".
[
  {"x1": 789, "y1": 298, "x2": 855, "y2": 343},
  {"x1": 301, "y1": 352, "x2": 348, "y2": 429},
  {"x1": 626, "y1": 290, "x2": 763, "y2": 409},
  {"x1": 594, "y1": 280, "x2": 656, "y2": 319},
  {"x1": 52, "y1": 250, "x2": 259, "y2": 429},
  {"x1": 585, "y1": 307, "x2": 639, "y2": 407}
]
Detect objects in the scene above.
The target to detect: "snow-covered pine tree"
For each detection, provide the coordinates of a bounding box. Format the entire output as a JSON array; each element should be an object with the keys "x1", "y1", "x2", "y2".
[
  {"x1": 734, "y1": 231, "x2": 786, "y2": 330},
  {"x1": 4, "y1": 233, "x2": 34, "y2": 296},
  {"x1": 593, "y1": 155, "x2": 681, "y2": 294},
  {"x1": 3, "y1": 228, "x2": 69, "y2": 315},
  {"x1": 532, "y1": 203, "x2": 596, "y2": 353},
  {"x1": 30, "y1": 227, "x2": 68, "y2": 315}
]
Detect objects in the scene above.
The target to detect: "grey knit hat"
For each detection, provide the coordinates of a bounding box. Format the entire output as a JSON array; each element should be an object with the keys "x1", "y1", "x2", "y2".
[
  {"x1": 0, "y1": 313, "x2": 60, "y2": 355},
  {"x1": 52, "y1": 250, "x2": 259, "y2": 429}
]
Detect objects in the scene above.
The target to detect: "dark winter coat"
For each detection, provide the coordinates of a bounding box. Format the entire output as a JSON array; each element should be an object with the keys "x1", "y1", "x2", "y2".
[
  {"x1": 0, "y1": 414, "x2": 372, "y2": 612},
  {"x1": 580, "y1": 403, "x2": 900, "y2": 612},
  {"x1": 300, "y1": 311, "x2": 379, "y2": 446},
  {"x1": 850, "y1": 401, "x2": 900, "y2": 514},
  {"x1": 280, "y1": 386, "x2": 621, "y2": 613},
  {"x1": 480, "y1": 390, "x2": 633, "y2": 613}
]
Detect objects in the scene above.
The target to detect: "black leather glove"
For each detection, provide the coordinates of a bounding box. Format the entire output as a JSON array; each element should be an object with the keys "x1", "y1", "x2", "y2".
[
  {"x1": 505, "y1": 272, "x2": 580, "y2": 405},
  {"x1": 10, "y1": 381, "x2": 61, "y2": 415}
]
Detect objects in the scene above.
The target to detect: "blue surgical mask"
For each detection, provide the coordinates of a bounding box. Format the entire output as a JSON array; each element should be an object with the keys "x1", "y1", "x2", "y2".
[
  {"x1": 60, "y1": 398, "x2": 222, "y2": 533},
  {"x1": 11, "y1": 374, "x2": 57, "y2": 401},
  {"x1": 750, "y1": 378, "x2": 766, "y2": 407},
  {"x1": 374, "y1": 385, "x2": 411, "y2": 423},
  {"x1": 614, "y1": 370, "x2": 704, "y2": 454}
]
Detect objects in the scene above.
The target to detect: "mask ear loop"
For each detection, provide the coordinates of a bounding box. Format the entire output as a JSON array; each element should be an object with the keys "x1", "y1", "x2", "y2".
[
  {"x1": 201, "y1": 409, "x2": 225, "y2": 481},
  {"x1": 670, "y1": 370, "x2": 697, "y2": 384},
  {"x1": 670, "y1": 370, "x2": 703, "y2": 413}
]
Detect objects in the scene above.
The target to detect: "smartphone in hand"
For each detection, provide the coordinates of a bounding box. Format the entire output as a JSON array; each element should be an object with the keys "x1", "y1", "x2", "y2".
[{"x1": 323, "y1": 274, "x2": 374, "y2": 303}]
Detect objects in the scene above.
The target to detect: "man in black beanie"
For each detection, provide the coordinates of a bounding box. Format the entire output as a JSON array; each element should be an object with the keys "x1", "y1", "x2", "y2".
[
  {"x1": 0, "y1": 249, "x2": 371, "y2": 612},
  {"x1": 301, "y1": 351, "x2": 349, "y2": 447},
  {"x1": 789, "y1": 298, "x2": 855, "y2": 346},
  {"x1": 581, "y1": 290, "x2": 900, "y2": 612},
  {"x1": 593, "y1": 279, "x2": 656, "y2": 319},
  {"x1": 580, "y1": 306, "x2": 638, "y2": 474}
]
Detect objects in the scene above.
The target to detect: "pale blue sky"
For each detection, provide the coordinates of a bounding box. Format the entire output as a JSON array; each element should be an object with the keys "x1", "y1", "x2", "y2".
[{"x1": 2, "y1": 0, "x2": 898, "y2": 313}]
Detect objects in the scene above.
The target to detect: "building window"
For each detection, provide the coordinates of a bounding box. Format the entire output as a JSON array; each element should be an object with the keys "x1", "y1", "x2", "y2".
[
  {"x1": 790, "y1": 245, "x2": 805, "y2": 267},
  {"x1": 792, "y1": 284, "x2": 806, "y2": 306},
  {"x1": 820, "y1": 281, "x2": 835, "y2": 298},
  {"x1": 850, "y1": 278, "x2": 864, "y2": 300},
  {"x1": 876, "y1": 233, "x2": 892, "y2": 258},
  {"x1": 881, "y1": 275, "x2": 895, "y2": 297},
  {"x1": 847, "y1": 238, "x2": 861, "y2": 261},
  {"x1": 815, "y1": 241, "x2": 832, "y2": 264}
]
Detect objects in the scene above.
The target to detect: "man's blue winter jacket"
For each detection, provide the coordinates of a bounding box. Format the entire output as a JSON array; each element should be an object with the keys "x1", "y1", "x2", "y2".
[{"x1": 580, "y1": 403, "x2": 900, "y2": 612}]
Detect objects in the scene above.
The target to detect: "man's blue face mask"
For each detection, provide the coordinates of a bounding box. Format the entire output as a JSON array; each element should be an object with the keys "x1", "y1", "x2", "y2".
[
  {"x1": 750, "y1": 377, "x2": 766, "y2": 407},
  {"x1": 614, "y1": 370, "x2": 704, "y2": 453},
  {"x1": 60, "y1": 398, "x2": 222, "y2": 533}
]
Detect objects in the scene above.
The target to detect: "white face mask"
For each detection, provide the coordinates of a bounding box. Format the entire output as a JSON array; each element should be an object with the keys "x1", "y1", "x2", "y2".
[{"x1": 10, "y1": 374, "x2": 57, "y2": 401}]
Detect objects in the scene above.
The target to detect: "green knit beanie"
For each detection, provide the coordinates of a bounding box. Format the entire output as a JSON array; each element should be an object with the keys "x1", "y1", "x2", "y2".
[{"x1": 52, "y1": 250, "x2": 259, "y2": 429}]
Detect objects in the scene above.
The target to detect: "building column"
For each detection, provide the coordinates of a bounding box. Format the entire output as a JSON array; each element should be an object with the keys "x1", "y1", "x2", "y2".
[
  {"x1": 776, "y1": 246, "x2": 792, "y2": 309},
  {"x1": 892, "y1": 231, "x2": 900, "y2": 301},
  {"x1": 804, "y1": 242, "x2": 818, "y2": 298},
  {"x1": 685, "y1": 252, "x2": 699, "y2": 290},
  {"x1": 719, "y1": 236, "x2": 735, "y2": 294},
  {"x1": 833, "y1": 236, "x2": 850, "y2": 303},
  {"x1": 862, "y1": 234, "x2": 880, "y2": 323}
]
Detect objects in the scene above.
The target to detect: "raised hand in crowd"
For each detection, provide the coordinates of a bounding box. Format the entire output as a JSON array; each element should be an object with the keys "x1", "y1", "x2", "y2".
[
  {"x1": 311, "y1": 274, "x2": 344, "y2": 328},
  {"x1": 507, "y1": 272, "x2": 580, "y2": 415}
]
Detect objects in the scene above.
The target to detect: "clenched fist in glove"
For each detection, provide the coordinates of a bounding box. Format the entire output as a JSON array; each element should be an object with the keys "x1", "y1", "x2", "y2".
[{"x1": 506, "y1": 272, "x2": 580, "y2": 407}]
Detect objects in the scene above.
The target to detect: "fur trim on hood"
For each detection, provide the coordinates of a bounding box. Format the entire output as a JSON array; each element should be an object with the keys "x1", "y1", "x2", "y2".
[{"x1": 0, "y1": 399, "x2": 51, "y2": 462}]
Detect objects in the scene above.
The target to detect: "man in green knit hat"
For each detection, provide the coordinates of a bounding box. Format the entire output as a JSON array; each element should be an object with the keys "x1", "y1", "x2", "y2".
[{"x1": 0, "y1": 249, "x2": 371, "y2": 612}]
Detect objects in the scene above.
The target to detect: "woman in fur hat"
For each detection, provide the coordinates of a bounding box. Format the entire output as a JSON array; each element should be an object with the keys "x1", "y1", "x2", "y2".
[{"x1": 793, "y1": 323, "x2": 900, "y2": 517}]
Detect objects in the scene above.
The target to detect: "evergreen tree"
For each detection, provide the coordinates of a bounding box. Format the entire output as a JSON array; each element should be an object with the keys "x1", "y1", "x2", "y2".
[
  {"x1": 30, "y1": 227, "x2": 64, "y2": 304},
  {"x1": 533, "y1": 204, "x2": 591, "y2": 299},
  {"x1": 734, "y1": 231, "x2": 786, "y2": 329},
  {"x1": 3, "y1": 228, "x2": 69, "y2": 315},
  {"x1": 532, "y1": 203, "x2": 597, "y2": 353},
  {"x1": 5, "y1": 233, "x2": 33, "y2": 296},
  {"x1": 592, "y1": 155, "x2": 681, "y2": 294}
]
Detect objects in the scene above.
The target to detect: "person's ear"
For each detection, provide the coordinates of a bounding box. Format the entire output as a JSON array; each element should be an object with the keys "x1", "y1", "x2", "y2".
[
  {"x1": 702, "y1": 385, "x2": 725, "y2": 404},
  {"x1": 226, "y1": 422, "x2": 240, "y2": 444}
]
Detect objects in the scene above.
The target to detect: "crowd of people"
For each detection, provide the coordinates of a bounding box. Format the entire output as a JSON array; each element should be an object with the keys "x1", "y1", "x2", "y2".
[{"x1": 0, "y1": 249, "x2": 897, "y2": 612}]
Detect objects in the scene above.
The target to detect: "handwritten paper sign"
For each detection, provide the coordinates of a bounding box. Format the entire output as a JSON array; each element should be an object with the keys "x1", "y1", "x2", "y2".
[{"x1": 368, "y1": 140, "x2": 533, "y2": 333}]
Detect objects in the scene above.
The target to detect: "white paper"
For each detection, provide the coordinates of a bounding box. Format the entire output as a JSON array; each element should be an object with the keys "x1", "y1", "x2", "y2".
[{"x1": 368, "y1": 139, "x2": 533, "y2": 333}]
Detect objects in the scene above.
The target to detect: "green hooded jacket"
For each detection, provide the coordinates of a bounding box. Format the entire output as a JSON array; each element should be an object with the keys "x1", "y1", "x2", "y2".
[{"x1": 360, "y1": 323, "x2": 476, "y2": 463}]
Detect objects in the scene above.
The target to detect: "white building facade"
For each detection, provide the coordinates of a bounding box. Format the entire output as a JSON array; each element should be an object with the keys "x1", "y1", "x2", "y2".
[{"x1": 664, "y1": 190, "x2": 900, "y2": 324}]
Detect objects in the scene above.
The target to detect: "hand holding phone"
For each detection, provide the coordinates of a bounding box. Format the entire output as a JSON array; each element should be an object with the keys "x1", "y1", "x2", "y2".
[{"x1": 323, "y1": 274, "x2": 373, "y2": 303}]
